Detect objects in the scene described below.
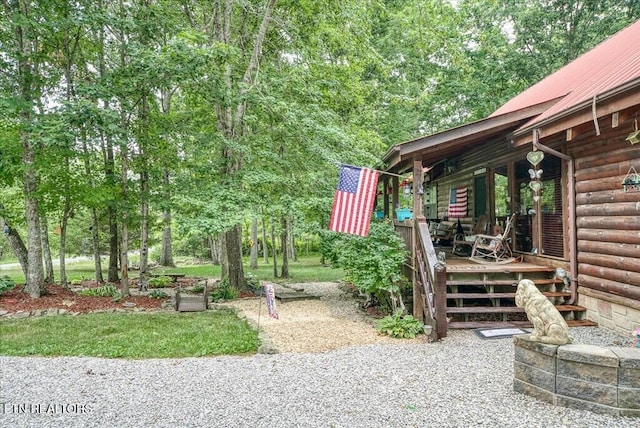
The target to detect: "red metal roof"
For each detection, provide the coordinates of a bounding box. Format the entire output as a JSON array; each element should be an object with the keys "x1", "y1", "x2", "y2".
[{"x1": 490, "y1": 19, "x2": 640, "y2": 126}]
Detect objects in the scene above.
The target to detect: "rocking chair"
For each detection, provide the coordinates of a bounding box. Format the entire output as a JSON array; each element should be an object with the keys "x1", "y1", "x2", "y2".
[
  {"x1": 452, "y1": 215, "x2": 489, "y2": 256},
  {"x1": 470, "y1": 214, "x2": 516, "y2": 263}
]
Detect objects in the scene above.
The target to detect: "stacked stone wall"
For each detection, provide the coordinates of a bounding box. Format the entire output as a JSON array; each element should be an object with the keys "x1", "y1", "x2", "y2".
[{"x1": 513, "y1": 335, "x2": 640, "y2": 417}]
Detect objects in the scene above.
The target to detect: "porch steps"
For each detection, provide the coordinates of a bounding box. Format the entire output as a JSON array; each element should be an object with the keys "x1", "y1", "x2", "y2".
[
  {"x1": 448, "y1": 319, "x2": 598, "y2": 329},
  {"x1": 444, "y1": 264, "x2": 594, "y2": 330}
]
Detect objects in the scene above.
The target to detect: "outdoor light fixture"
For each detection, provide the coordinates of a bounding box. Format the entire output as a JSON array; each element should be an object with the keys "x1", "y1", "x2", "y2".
[{"x1": 626, "y1": 119, "x2": 640, "y2": 145}]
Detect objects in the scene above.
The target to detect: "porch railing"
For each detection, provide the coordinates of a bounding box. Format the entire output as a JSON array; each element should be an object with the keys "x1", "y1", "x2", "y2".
[{"x1": 414, "y1": 220, "x2": 448, "y2": 339}]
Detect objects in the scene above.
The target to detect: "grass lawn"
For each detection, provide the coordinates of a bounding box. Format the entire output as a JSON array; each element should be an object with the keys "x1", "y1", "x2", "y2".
[
  {"x1": 0, "y1": 254, "x2": 344, "y2": 285},
  {"x1": 0, "y1": 310, "x2": 259, "y2": 358}
]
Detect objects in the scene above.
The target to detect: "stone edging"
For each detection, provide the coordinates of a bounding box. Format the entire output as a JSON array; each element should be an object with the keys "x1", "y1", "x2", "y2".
[{"x1": 513, "y1": 334, "x2": 640, "y2": 417}]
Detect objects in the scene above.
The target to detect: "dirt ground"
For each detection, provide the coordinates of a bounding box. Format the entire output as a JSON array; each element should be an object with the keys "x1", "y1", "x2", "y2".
[{"x1": 219, "y1": 282, "x2": 425, "y2": 353}]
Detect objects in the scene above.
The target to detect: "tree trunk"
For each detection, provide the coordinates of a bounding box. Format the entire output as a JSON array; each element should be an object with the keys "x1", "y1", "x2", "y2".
[
  {"x1": 139, "y1": 168, "x2": 149, "y2": 291},
  {"x1": 220, "y1": 232, "x2": 228, "y2": 278},
  {"x1": 271, "y1": 219, "x2": 278, "y2": 278},
  {"x1": 225, "y1": 224, "x2": 247, "y2": 292},
  {"x1": 261, "y1": 208, "x2": 269, "y2": 263},
  {"x1": 280, "y1": 216, "x2": 289, "y2": 278},
  {"x1": 208, "y1": 235, "x2": 220, "y2": 265},
  {"x1": 120, "y1": 119, "x2": 130, "y2": 297},
  {"x1": 250, "y1": 216, "x2": 258, "y2": 269},
  {"x1": 1, "y1": 218, "x2": 28, "y2": 279},
  {"x1": 160, "y1": 169, "x2": 175, "y2": 267},
  {"x1": 40, "y1": 215, "x2": 54, "y2": 284},
  {"x1": 90, "y1": 208, "x2": 104, "y2": 283},
  {"x1": 289, "y1": 215, "x2": 297, "y2": 262},
  {"x1": 59, "y1": 159, "x2": 72, "y2": 289}
]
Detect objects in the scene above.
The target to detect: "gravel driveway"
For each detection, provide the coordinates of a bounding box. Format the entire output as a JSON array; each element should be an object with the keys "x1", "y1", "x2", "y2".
[{"x1": 0, "y1": 283, "x2": 636, "y2": 428}]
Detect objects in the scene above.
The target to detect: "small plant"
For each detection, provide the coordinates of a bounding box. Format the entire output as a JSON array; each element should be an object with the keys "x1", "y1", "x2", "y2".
[
  {"x1": 78, "y1": 284, "x2": 119, "y2": 298},
  {"x1": 148, "y1": 276, "x2": 172, "y2": 288},
  {"x1": 70, "y1": 279, "x2": 83, "y2": 286},
  {"x1": 375, "y1": 311, "x2": 424, "y2": 339},
  {"x1": 149, "y1": 290, "x2": 168, "y2": 299},
  {"x1": 211, "y1": 278, "x2": 238, "y2": 302},
  {"x1": 245, "y1": 273, "x2": 260, "y2": 291},
  {"x1": 190, "y1": 283, "x2": 204, "y2": 294},
  {"x1": 0, "y1": 275, "x2": 15, "y2": 295}
]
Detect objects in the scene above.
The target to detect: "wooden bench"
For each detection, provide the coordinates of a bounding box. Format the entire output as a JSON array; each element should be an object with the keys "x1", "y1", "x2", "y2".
[{"x1": 175, "y1": 283, "x2": 209, "y2": 312}]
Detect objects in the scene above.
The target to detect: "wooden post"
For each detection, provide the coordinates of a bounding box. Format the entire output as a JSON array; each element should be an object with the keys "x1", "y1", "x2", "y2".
[
  {"x1": 392, "y1": 175, "x2": 399, "y2": 219},
  {"x1": 383, "y1": 176, "x2": 390, "y2": 219},
  {"x1": 435, "y1": 263, "x2": 448, "y2": 339},
  {"x1": 413, "y1": 158, "x2": 426, "y2": 223}
]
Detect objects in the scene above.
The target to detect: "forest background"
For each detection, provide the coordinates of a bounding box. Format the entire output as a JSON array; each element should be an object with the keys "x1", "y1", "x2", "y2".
[{"x1": 1, "y1": 0, "x2": 639, "y2": 298}]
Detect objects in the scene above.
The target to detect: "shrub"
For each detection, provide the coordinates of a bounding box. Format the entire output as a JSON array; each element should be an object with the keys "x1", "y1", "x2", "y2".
[
  {"x1": 190, "y1": 283, "x2": 204, "y2": 294},
  {"x1": 149, "y1": 290, "x2": 168, "y2": 299},
  {"x1": 211, "y1": 278, "x2": 238, "y2": 302},
  {"x1": 375, "y1": 311, "x2": 424, "y2": 339},
  {"x1": 331, "y1": 221, "x2": 408, "y2": 313},
  {"x1": 78, "y1": 284, "x2": 119, "y2": 297},
  {"x1": 148, "y1": 276, "x2": 172, "y2": 288},
  {"x1": 0, "y1": 275, "x2": 15, "y2": 295}
]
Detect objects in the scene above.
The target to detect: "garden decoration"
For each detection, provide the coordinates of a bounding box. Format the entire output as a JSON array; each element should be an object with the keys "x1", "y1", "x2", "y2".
[
  {"x1": 634, "y1": 327, "x2": 640, "y2": 348},
  {"x1": 515, "y1": 279, "x2": 573, "y2": 345},
  {"x1": 527, "y1": 150, "x2": 544, "y2": 202},
  {"x1": 622, "y1": 166, "x2": 640, "y2": 192}
]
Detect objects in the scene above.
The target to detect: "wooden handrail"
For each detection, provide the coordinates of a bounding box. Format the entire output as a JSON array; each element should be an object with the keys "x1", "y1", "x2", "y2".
[{"x1": 414, "y1": 220, "x2": 448, "y2": 339}]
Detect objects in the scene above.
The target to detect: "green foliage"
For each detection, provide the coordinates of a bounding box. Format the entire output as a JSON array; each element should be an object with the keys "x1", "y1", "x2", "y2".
[
  {"x1": 148, "y1": 276, "x2": 172, "y2": 288},
  {"x1": 211, "y1": 278, "x2": 238, "y2": 302},
  {"x1": 0, "y1": 311, "x2": 259, "y2": 358},
  {"x1": 375, "y1": 311, "x2": 424, "y2": 339},
  {"x1": 0, "y1": 275, "x2": 15, "y2": 295},
  {"x1": 190, "y1": 283, "x2": 204, "y2": 294},
  {"x1": 148, "y1": 290, "x2": 168, "y2": 299},
  {"x1": 78, "y1": 284, "x2": 119, "y2": 298},
  {"x1": 329, "y1": 221, "x2": 408, "y2": 312}
]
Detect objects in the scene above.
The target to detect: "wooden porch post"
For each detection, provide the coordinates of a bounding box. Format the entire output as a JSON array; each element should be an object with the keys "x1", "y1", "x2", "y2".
[
  {"x1": 392, "y1": 175, "x2": 399, "y2": 219},
  {"x1": 413, "y1": 158, "x2": 426, "y2": 223},
  {"x1": 435, "y1": 263, "x2": 448, "y2": 339},
  {"x1": 383, "y1": 176, "x2": 390, "y2": 219}
]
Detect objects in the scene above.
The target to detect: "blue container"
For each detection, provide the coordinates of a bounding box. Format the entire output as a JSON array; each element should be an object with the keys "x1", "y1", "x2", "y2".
[
  {"x1": 375, "y1": 209, "x2": 384, "y2": 219},
  {"x1": 395, "y1": 208, "x2": 413, "y2": 221}
]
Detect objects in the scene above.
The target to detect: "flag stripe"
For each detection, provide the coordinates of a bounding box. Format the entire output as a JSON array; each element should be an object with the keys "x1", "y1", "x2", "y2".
[
  {"x1": 329, "y1": 165, "x2": 379, "y2": 236},
  {"x1": 448, "y1": 187, "x2": 468, "y2": 218}
]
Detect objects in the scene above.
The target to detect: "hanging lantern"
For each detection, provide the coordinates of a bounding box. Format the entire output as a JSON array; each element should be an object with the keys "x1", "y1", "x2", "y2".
[
  {"x1": 626, "y1": 119, "x2": 640, "y2": 145},
  {"x1": 622, "y1": 166, "x2": 640, "y2": 192}
]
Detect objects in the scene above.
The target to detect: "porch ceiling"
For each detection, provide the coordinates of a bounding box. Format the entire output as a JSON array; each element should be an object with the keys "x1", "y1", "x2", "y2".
[{"x1": 383, "y1": 101, "x2": 555, "y2": 175}]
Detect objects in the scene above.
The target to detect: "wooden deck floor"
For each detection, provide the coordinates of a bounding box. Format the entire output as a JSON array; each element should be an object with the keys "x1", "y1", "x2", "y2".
[{"x1": 434, "y1": 246, "x2": 556, "y2": 274}]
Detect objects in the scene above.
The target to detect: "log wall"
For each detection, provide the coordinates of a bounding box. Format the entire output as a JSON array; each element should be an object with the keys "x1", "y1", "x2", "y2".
[{"x1": 569, "y1": 121, "x2": 640, "y2": 303}]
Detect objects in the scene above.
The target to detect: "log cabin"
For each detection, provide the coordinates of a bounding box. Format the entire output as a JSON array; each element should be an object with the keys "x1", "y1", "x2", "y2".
[{"x1": 381, "y1": 19, "x2": 640, "y2": 340}]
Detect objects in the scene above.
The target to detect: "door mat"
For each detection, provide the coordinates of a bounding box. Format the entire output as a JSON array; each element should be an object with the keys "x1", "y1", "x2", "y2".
[{"x1": 473, "y1": 327, "x2": 529, "y2": 340}]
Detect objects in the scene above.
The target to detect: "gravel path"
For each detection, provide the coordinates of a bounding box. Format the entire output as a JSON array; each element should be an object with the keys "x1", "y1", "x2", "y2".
[{"x1": 1, "y1": 283, "x2": 637, "y2": 428}]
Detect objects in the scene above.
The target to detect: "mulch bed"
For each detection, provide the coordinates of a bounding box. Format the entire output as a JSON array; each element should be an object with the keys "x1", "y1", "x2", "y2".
[{"x1": 0, "y1": 284, "x2": 164, "y2": 314}]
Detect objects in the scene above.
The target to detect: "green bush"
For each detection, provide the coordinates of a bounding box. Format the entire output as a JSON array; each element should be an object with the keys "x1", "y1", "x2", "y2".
[
  {"x1": 0, "y1": 275, "x2": 15, "y2": 295},
  {"x1": 211, "y1": 278, "x2": 238, "y2": 302},
  {"x1": 190, "y1": 283, "x2": 204, "y2": 294},
  {"x1": 148, "y1": 276, "x2": 172, "y2": 288},
  {"x1": 330, "y1": 221, "x2": 408, "y2": 313},
  {"x1": 375, "y1": 311, "x2": 424, "y2": 339},
  {"x1": 78, "y1": 284, "x2": 119, "y2": 297},
  {"x1": 148, "y1": 290, "x2": 168, "y2": 299}
]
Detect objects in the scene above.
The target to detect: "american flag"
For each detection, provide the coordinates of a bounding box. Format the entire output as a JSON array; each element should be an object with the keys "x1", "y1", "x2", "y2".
[
  {"x1": 329, "y1": 165, "x2": 380, "y2": 237},
  {"x1": 448, "y1": 187, "x2": 468, "y2": 218}
]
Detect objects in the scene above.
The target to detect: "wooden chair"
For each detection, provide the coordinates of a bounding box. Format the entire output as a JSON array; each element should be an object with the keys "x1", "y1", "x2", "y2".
[
  {"x1": 430, "y1": 220, "x2": 456, "y2": 244},
  {"x1": 452, "y1": 215, "x2": 489, "y2": 256},
  {"x1": 470, "y1": 214, "x2": 516, "y2": 262}
]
